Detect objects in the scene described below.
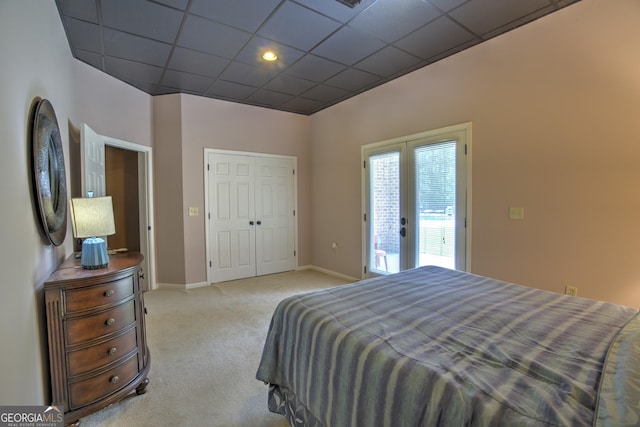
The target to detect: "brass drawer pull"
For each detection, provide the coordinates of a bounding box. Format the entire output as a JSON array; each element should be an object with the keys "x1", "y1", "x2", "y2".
[
  {"x1": 106, "y1": 318, "x2": 116, "y2": 326},
  {"x1": 110, "y1": 375, "x2": 119, "y2": 384},
  {"x1": 108, "y1": 347, "x2": 118, "y2": 356},
  {"x1": 105, "y1": 289, "x2": 115, "y2": 297}
]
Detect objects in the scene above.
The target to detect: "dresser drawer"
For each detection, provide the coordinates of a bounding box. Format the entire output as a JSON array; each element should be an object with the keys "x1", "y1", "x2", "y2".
[
  {"x1": 65, "y1": 276, "x2": 134, "y2": 313},
  {"x1": 68, "y1": 354, "x2": 139, "y2": 410},
  {"x1": 66, "y1": 300, "x2": 136, "y2": 345},
  {"x1": 67, "y1": 327, "x2": 138, "y2": 377}
]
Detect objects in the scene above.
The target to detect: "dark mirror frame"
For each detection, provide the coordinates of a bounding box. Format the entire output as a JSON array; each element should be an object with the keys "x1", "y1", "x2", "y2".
[{"x1": 31, "y1": 98, "x2": 67, "y2": 246}]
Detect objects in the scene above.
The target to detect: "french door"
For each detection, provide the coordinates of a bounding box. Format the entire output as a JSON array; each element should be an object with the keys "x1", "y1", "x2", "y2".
[{"x1": 363, "y1": 123, "x2": 470, "y2": 276}]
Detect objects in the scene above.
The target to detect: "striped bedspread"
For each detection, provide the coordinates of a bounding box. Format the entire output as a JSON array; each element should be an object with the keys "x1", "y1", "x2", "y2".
[{"x1": 256, "y1": 266, "x2": 640, "y2": 427}]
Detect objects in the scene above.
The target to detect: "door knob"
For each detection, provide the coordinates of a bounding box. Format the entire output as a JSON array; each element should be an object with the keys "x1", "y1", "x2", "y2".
[
  {"x1": 249, "y1": 221, "x2": 254, "y2": 225},
  {"x1": 257, "y1": 221, "x2": 262, "y2": 225},
  {"x1": 400, "y1": 227, "x2": 406, "y2": 237}
]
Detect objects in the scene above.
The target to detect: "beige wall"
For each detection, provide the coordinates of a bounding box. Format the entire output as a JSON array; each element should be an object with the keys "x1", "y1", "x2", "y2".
[
  {"x1": 0, "y1": 0, "x2": 74, "y2": 405},
  {"x1": 0, "y1": 0, "x2": 152, "y2": 405},
  {"x1": 153, "y1": 95, "x2": 186, "y2": 285},
  {"x1": 71, "y1": 61, "x2": 153, "y2": 148},
  {"x1": 152, "y1": 94, "x2": 310, "y2": 286},
  {"x1": 310, "y1": 0, "x2": 640, "y2": 307}
]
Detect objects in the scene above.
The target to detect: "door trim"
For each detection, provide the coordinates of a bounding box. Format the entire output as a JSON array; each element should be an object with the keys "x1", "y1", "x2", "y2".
[
  {"x1": 204, "y1": 148, "x2": 298, "y2": 284},
  {"x1": 361, "y1": 122, "x2": 472, "y2": 277},
  {"x1": 81, "y1": 124, "x2": 157, "y2": 291}
]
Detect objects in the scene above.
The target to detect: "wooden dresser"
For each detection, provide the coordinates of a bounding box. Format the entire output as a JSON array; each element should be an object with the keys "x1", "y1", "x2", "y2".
[{"x1": 45, "y1": 252, "x2": 150, "y2": 426}]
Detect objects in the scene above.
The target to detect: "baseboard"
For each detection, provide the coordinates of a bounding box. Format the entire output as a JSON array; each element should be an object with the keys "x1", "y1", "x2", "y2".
[
  {"x1": 156, "y1": 281, "x2": 209, "y2": 290},
  {"x1": 299, "y1": 265, "x2": 359, "y2": 282},
  {"x1": 156, "y1": 269, "x2": 358, "y2": 290}
]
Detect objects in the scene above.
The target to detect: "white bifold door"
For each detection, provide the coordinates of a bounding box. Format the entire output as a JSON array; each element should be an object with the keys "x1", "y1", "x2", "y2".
[{"x1": 206, "y1": 151, "x2": 297, "y2": 283}]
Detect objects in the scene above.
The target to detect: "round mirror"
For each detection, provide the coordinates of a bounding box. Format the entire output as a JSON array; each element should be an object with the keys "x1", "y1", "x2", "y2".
[{"x1": 31, "y1": 99, "x2": 67, "y2": 246}]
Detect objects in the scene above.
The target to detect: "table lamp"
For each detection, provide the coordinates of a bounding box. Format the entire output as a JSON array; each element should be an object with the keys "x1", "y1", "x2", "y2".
[{"x1": 69, "y1": 196, "x2": 116, "y2": 269}]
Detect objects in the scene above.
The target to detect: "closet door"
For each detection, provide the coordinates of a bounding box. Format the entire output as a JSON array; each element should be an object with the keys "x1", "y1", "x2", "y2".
[
  {"x1": 208, "y1": 154, "x2": 256, "y2": 282},
  {"x1": 207, "y1": 151, "x2": 297, "y2": 283},
  {"x1": 255, "y1": 157, "x2": 296, "y2": 276}
]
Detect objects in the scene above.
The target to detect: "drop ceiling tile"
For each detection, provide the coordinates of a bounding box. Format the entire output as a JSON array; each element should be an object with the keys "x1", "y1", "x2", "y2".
[
  {"x1": 354, "y1": 45, "x2": 422, "y2": 77},
  {"x1": 264, "y1": 74, "x2": 317, "y2": 95},
  {"x1": 556, "y1": 0, "x2": 580, "y2": 6},
  {"x1": 178, "y1": 14, "x2": 252, "y2": 58},
  {"x1": 103, "y1": 29, "x2": 172, "y2": 67},
  {"x1": 294, "y1": 0, "x2": 377, "y2": 23},
  {"x1": 349, "y1": 0, "x2": 442, "y2": 43},
  {"x1": 450, "y1": 0, "x2": 551, "y2": 36},
  {"x1": 302, "y1": 84, "x2": 349, "y2": 102},
  {"x1": 161, "y1": 70, "x2": 213, "y2": 93},
  {"x1": 131, "y1": 81, "x2": 162, "y2": 94},
  {"x1": 312, "y1": 26, "x2": 386, "y2": 65},
  {"x1": 153, "y1": 0, "x2": 189, "y2": 11},
  {"x1": 395, "y1": 16, "x2": 476, "y2": 60},
  {"x1": 207, "y1": 80, "x2": 257, "y2": 100},
  {"x1": 74, "y1": 50, "x2": 103, "y2": 69},
  {"x1": 280, "y1": 97, "x2": 326, "y2": 115},
  {"x1": 482, "y1": 5, "x2": 555, "y2": 39},
  {"x1": 235, "y1": 37, "x2": 305, "y2": 68},
  {"x1": 63, "y1": 17, "x2": 101, "y2": 53},
  {"x1": 57, "y1": 0, "x2": 98, "y2": 23},
  {"x1": 219, "y1": 61, "x2": 279, "y2": 87},
  {"x1": 247, "y1": 89, "x2": 294, "y2": 107},
  {"x1": 258, "y1": 1, "x2": 341, "y2": 51},
  {"x1": 104, "y1": 56, "x2": 164, "y2": 85},
  {"x1": 324, "y1": 67, "x2": 381, "y2": 91},
  {"x1": 168, "y1": 47, "x2": 229, "y2": 78},
  {"x1": 190, "y1": 0, "x2": 281, "y2": 32},
  {"x1": 426, "y1": 0, "x2": 468, "y2": 12},
  {"x1": 100, "y1": 0, "x2": 183, "y2": 44},
  {"x1": 287, "y1": 55, "x2": 346, "y2": 82}
]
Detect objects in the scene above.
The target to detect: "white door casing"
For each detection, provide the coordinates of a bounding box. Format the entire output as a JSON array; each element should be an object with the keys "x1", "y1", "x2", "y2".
[{"x1": 80, "y1": 124, "x2": 156, "y2": 291}]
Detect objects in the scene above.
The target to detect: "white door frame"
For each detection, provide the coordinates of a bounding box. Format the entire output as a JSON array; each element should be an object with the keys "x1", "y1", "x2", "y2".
[
  {"x1": 204, "y1": 148, "x2": 298, "y2": 285},
  {"x1": 361, "y1": 122, "x2": 472, "y2": 277},
  {"x1": 81, "y1": 124, "x2": 157, "y2": 291}
]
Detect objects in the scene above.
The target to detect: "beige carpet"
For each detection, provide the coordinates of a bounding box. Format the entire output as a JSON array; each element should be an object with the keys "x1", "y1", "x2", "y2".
[{"x1": 79, "y1": 269, "x2": 350, "y2": 426}]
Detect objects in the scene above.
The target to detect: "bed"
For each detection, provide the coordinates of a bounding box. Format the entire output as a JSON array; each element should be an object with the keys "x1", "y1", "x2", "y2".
[{"x1": 256, "y1": 266, "x2": 640, "y2": 426}]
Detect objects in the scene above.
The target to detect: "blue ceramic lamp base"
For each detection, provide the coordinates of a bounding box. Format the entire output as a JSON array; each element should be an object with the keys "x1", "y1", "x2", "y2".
[{"x1": 81, "y1": 237, "x2": 110, "y2": 269}]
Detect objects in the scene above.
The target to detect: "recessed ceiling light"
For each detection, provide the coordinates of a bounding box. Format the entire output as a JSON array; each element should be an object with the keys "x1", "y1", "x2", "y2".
[{"x1": 262, "y1": 51, "x2": 278, "y2": 62}]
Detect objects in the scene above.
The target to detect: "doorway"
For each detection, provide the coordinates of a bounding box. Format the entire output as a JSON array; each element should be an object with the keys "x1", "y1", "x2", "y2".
[
  {"x1": 80, "y1": 124, "x2": 156, "y2": 291},
  {"x1": 205, "y1": 149, "x2": 297, "y2": 283},
  {"x1": 106, "y1": 146, "x2": 140, "y2": 254},
  {"x1": 362, "y1": 123, "x2": 471, "y2": 276}
]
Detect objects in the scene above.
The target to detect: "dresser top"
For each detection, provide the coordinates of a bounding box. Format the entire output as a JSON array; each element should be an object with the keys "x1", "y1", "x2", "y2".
[{"x1": 45, "y1": 252, "x2": 144, "y2": 285}]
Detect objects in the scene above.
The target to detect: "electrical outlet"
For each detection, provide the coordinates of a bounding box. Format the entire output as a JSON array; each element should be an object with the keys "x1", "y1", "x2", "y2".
[{"x1": 565, "y1": 285, "x2": 578, "y2": 297}]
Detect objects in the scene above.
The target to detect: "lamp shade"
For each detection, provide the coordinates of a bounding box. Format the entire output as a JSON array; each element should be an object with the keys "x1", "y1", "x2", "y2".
[{"x1": 69, "y1": 196, "x2": 116, "y2": 238}]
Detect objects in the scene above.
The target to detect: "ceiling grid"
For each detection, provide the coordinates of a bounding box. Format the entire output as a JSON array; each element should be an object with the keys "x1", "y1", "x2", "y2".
[{"x1": 56, "y1": 0, "x2": 580, "y2": 115}]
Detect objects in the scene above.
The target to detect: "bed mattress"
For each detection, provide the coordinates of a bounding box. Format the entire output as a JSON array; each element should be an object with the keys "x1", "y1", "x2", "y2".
[{"x1": 256, "y1": 266, "x2": 640, "y2": 426}]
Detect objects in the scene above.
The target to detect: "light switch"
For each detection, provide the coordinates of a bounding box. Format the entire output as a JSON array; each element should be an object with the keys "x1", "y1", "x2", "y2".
[
  {"x1": 509, "y1": 206, "x2": 524, "y2": 220},
  {"x1": 188, "y1": 207, "x2": 199, "y2": 216}
]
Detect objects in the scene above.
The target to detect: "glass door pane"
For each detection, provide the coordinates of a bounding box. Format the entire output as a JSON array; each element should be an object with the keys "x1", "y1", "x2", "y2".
[
  {"x1": 369, "y1": 151, "x2": 400, "y2": 274},
  {"x1": 414, "y1": 141, "x2": 456, "y2": 269}
]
